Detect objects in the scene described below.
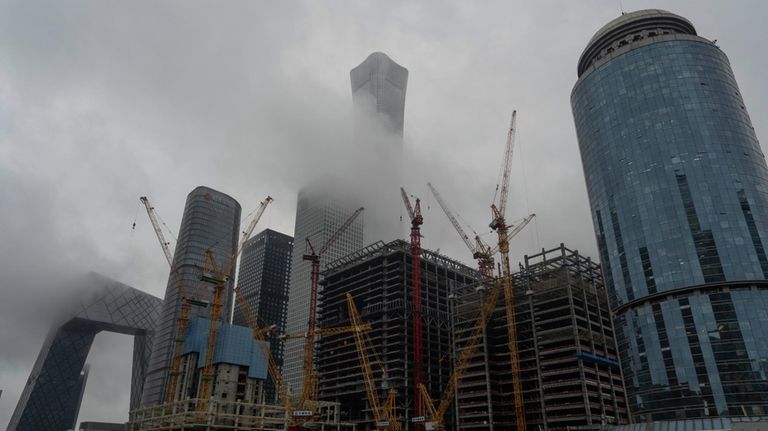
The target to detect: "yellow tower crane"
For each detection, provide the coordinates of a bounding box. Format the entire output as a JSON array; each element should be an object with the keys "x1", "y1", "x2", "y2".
[
  {"x1": 345, "y1": 293, "x2": 402, "y2": 431},
  {"x1": 234, "y1": 287, "x2": 292, "y2": 410},
  {"x1": 235, "y1": 287, "x2": 371, "y2": 428},
  {"x1": 427, "y1": 182, "x2": 535, "y2": 284},
  {"x1": 139, "y1": 196, "x2": 210, "y2": 403},
  {"x1": 197, "y1": 196, "x2": 273, "y2": 411},
  {"x1": 489, "y1": 110, "x2": 527, "y2": 431}
]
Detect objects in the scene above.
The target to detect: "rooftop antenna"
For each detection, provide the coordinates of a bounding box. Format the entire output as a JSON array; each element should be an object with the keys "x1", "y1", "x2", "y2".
[{"x1": 619, "y1": 0, "x2": 625, "y2": 15}]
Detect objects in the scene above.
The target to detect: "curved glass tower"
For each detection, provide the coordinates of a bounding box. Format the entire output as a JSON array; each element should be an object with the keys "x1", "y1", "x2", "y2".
[
  {"x1": 140, "y1": 186, "x2": 241, "y2": 407},
  {"x1": 572, "y1": 9, "x2": 768, "y2": 421}
]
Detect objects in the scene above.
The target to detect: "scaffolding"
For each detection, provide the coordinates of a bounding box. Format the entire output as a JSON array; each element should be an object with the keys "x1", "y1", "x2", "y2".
[
  {"x1": 317, "y1": 240, "x2": 479, "y2": 431},
  {"x1": 453, "y1": 244, "x2": 629, "y2": 431},
  {"x1": 128, "y1": 398, "x2": 355, "y2": 431}
]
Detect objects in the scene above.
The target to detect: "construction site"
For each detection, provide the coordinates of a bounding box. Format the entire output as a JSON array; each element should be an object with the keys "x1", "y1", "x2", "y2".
[{"x1": 120, "y1": 110, "x2": 630, "y2": 431}]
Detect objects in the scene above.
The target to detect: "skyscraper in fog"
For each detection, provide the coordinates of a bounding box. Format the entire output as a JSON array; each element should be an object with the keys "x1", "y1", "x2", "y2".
[
  {"x1": 233, "y1": 228, "x2": 293, "y2": 400},
  {"x1": 572, "y1": 9, "x2": 768, "y2": 421},
  {"x1": 351, "y1": 51, "x2": 408, "y2": 242},
  {"x1": 282, "y1": 184, "x2": 364, "y2": 397},
  {"x1": 351, "y1": 51, "x2": 408, "y2": 138},
  {"x1": 140, "y1": 186, "x2": 241, "y2": 407},
  {"x1": 283, "y1": 52, "x2": 407, "y2": 396}
]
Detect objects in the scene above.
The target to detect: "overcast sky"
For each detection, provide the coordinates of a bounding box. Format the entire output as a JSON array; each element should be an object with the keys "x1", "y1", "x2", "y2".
[{"x1": 1, "y1": 0, "x2": 766, "y2": 427}]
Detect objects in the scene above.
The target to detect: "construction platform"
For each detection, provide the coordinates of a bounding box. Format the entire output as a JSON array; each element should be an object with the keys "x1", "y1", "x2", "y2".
[{"x1": 127, "y1": 398, "x2": 356, "y2": 431}]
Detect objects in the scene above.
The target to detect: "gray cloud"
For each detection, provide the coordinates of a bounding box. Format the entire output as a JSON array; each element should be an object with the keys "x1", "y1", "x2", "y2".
[{"x1": 0, "y1": 0, "x2": 766, "y2": 427}]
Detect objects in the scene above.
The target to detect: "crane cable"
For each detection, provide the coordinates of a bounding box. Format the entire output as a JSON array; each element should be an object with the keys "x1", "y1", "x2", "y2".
[{"x1": 517, "y1": 127, "x2": 541, "y2": 249}]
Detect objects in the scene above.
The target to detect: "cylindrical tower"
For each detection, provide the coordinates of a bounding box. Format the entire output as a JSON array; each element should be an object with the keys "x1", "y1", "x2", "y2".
[
  {"x1": 140, "y1": 186, "x2": 241, "y2": 407},
  {"x1": 572, "y1": 9, "x2": 768, "y2": 421}
]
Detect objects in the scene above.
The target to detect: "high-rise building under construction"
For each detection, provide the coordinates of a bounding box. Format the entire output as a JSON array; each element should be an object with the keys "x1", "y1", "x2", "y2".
[
  {"x1": 572, "y1": 9, "x2": 768, "y2": 421},
  {"x1": 316, "y1": 240, "x2": 477, "y2": 431},
  {"x1": 453, "y1": 244, "x2": 628, "y2": 431},
  {"x1": 140, "y1": 186, "x2": 241, "y2": 407}
]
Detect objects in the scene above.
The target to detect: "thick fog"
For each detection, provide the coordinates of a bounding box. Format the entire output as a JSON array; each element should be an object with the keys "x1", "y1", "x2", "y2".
[{"x1": 0, "y1": 0, "x2": 766, "y2": 427}]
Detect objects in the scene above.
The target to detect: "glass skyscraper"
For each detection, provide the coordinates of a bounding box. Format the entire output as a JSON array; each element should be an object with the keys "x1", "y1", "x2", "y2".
[
  {"x1": 283, "y1": 52, "x2": 407, "y2": 396},
  {"x1": 140, "y1": 186, "x2": 241, "y2": 407},
  {"x1": 350, "y1": 51, "x2": 408, "y2": 139},
  {"x1": 232, "y1": 228, "x2": 293, "y2": 401},
  {"x1": 572, "y1": 9, "x2": 768, "y2": 421},
  {"x1": 282, "y1": 183, "x2": 364, "y2": 397}
]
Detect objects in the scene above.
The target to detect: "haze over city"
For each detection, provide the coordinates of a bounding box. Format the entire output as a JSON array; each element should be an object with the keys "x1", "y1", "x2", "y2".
[{"x1": 1, "y1": 1, "x2": 767, "y2": 429}]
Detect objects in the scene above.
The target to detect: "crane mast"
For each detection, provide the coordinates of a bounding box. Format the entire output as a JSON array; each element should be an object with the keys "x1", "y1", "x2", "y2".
[
  {"x1": 197, "y1": 196, "x2": 273, "y2": 410},
  {"x1": 401, "y1": 187, "x2": 424, "y2": 420},
  {"x1": 417, "y1": 210, "x2": 532, "y2": 430},
  {"x1": 139, "y1": 196, "x2": 197, "y2": 403},
  {"x1": 346, "y1": 293, "x2": 402, "y2": 431},
  {"x1": 489, "y1": 110, "x2": 526, "y2": 431},
  {"x1": 299, "y1": 207, "x2": 365, "y2": 409}
]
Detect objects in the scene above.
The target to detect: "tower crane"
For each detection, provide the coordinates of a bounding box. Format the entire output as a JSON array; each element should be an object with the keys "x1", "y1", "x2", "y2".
[
  {"x1": 489, "y1": 110, "x2": 527, "y2": 431},
  {"x1": 234, "y1": 288, "x2": 292, "y2": 408},
  {"x1": 197, "y1": 196, "x2": 273, "y2": 410},
  {"x1": 427, "y1": 181, "x2": 536, "y2": 283},
  {"x1": 415, "y1": 213, "x2": 532, "y2": 430},
  {"x1": 400, "y1": 187, "x2": 424, "y2": 420},
  {"x1": 140, "y1": 196, "x2": 174, "y2": 267},
  {"x1": 236, "y1": 286, "x2": 373, "y2": 428},
  {"x1": 418, "y1": 181, "x2": 534, "y2": 430},
  {"x1": 140, "y1": 196, "x2": 207, "y2": 403},
  {"x1": 297, "y1": 207, "x2": 365, "y2": 412},
  {"x1": 346, "y1": 293, "x2": 402, "y2": 431}
]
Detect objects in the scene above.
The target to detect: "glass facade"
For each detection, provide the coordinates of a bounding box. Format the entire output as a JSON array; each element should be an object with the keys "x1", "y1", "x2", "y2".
[
  {"x1": 9, "y1": 273, "x2": 162, "y2": 431},
  {"x1": 232, "y1": 228, "x2": 293, "y2": 401},
  {"x1": 140, "y1": 186, "x2": 241, "y2": 407},
  {"x1": 572, "y1": 10, "x2": 768, "y2": 421},
  {"x1": 283, "y1": 184, "x2": 364, "y2": 396},
  {"x1": 350, "y1": 51, "x2": 408, "y2": 138}
]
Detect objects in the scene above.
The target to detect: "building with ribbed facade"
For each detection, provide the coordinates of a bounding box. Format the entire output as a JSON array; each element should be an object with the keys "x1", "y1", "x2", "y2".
[
  {"x1": 572, "y1": 9, "x2": 768, "y2": 421},
  {"x1": 351, "y1": 51, "x2": 408, "y2": 139},
  {"x1": 350, "y1": 51, "x2": 409, "y2": 245},
  {"x1": 140, "y1": 186, "x2": 241, "y2": 407},
  {"x1": 282, "y1": 183, "x2": 364, "y2": 397}
]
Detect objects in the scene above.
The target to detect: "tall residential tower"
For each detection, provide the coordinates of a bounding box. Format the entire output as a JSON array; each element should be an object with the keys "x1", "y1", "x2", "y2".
[
  {"x1": 140, "y1": 186, "x2": 241, "y2": 407},
  {"x1": 572, "y1": 9, "x2": 768, "y2": 421}
]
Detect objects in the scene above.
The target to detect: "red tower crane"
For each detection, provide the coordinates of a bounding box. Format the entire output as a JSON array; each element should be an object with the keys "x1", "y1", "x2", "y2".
[
  {"x1": 400, "y1": 187, "x2": 424, "y2": 421},
  {"x1": 296, "y1": 206, "x2": 365, "y2": 412}
]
